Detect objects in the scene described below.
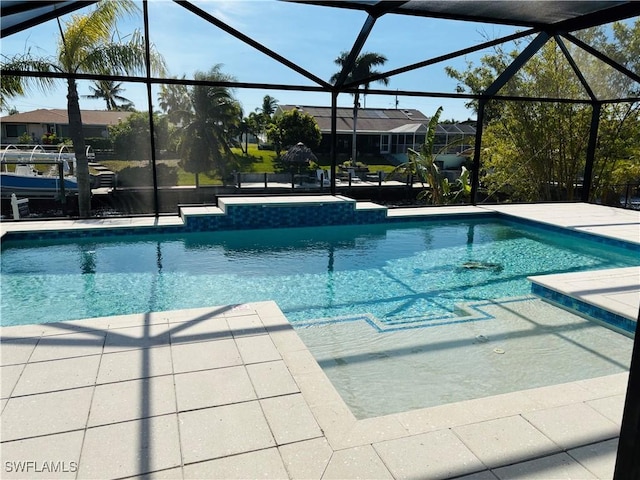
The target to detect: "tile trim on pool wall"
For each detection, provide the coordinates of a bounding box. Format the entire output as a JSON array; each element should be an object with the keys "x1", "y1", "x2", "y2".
[
  {"x1": 531, "y1": 283, "x2": 637, "y2": 335},
  {"x1": 498, "y1": 213, "x2": 640, "y2": 253},
  {"x1": 1, "y1": 199, "x2": 637, "y2": 256},
  {"x1": 2, "y1": 200, "x2": 494, "y2": 241},
  {"x1": 291, "y1": 297, "x2": 535, "y2": 333}
]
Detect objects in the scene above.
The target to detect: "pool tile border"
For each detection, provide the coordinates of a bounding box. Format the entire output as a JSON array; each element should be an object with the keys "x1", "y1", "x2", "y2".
[
  {"x1": 530, "y1": 283, "x2": 637, "y2": 335},
  {"x1": 2, "y1": 198, "x2": 638, "y2": 258},
  {"x1": 2, "y1": 198, "x2": 638, "y2": 346}
]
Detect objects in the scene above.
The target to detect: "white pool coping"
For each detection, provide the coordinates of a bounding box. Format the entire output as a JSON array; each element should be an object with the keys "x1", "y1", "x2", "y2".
[
  {"x1": 529, "y1": 267, "x2": 640, "y2": 323},
  {"x1": 1, "y1": 201, "x2": 639, "y2": 479}
]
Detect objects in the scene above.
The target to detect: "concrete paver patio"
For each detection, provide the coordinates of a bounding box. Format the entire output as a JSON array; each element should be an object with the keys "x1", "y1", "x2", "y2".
[
  {"x1": 0, "y1": 302, "x2": 631, "y2": 479},
  {"x1": 1, "y1": 202, "x2": 638, "y2": 479}
]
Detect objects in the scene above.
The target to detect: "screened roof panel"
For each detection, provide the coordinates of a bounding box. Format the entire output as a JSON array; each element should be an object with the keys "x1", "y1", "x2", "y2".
[
  {"x1": 2, "y1": 0, "x2": 639, "y2": 105},
  {"x1": 1, "y1": 1, "x2": 98, "y2": 38},
  {"x1": 295, "y1": 1, "x2": 639, "y2": 30},
  {"x1": 394, "y1": 1, "x2": 631, "y2": 27},
  {"x1": 4, "y1": 1, "x2": 639, "y2": 38}
]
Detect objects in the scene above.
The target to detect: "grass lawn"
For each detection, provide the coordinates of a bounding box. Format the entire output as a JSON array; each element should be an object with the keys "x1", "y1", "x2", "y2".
[{"x1": 100, "y1": 144, "x2": 397, "y2": 186}]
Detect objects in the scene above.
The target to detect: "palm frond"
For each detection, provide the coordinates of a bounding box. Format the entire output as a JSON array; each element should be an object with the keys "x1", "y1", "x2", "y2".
[
  {"x1": 1, "y1": 54, "x2": 58, "y2": 102},
  {"x1": 59, "y1": 0, "x2": 140, "y2": 72}
]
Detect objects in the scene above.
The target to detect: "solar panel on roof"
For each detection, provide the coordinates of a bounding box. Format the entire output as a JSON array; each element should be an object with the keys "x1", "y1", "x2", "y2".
[{"x1": 358, "y1": 110, "x2": 388, "y2": 119}]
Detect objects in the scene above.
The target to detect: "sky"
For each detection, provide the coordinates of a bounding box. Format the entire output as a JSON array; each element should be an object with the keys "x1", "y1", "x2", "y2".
[{"x1": 1, "y1": 0, "x2": 526, "y2": 121}]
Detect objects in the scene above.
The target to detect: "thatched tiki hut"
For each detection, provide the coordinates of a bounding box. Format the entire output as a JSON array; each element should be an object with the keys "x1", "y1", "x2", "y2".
[{"x1": 281, "y1": 142, "x2": 318, "y2": 174}]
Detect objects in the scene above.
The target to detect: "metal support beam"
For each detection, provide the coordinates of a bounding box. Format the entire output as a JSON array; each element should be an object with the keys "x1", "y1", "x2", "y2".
[
  {"x1": 362, "y1": 28, "x2": 537, "y2": 87},
  {"x1": 143, "y1": 0, "x2": 159, "y2": 216},
  {"x1": 366, "y1": 1, "x2": 409, "y2": 19},
  {"x1": 555, "y1": 35, "x2": 596, "y2": 102},
  {"x1": 554, "y1": 2, "x2": 640, "y2": 33},
  {"x1": 332, "y1": 1, "x2": 401, "y2": 89},
  {"x1": 581, "y1": 101, "x2": 601, "y2": 203},
  {"x1": 614, "y1": 311, "x2": 640, "y2": 479},
  {"x1": 485, "y1": 31, "x2": 550, "y2": 97},
  {"x1": 174, "y1": 0, "x2": 331, "y2": 89},
  {"x1": 470, "y1": 99, "x2": 486, "y2": 205},
  {"x1": 563, "y1": 33, "x2": 640, "y2": 85},
  {"x1": 1, "y1": 1, "x2": 98, "y2": 38},
  {"x1": 330, "y1": 91, "x2": 338, "y2": 196},
  {"x1": 332, "y1": 15, "x2": 377, "y2": 89}
]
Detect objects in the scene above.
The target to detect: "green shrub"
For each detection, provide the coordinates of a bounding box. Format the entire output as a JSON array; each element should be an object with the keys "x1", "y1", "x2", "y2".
[
  {"x1": 17, "y1": 132, "x2": 32, "y2": 144},
  {"x1": 85, "y1": 137, "x2": 114, "y2": 151},
  {"x1": 41, "y1": 132, "x2": 57, "y2": 144},
  {"x1": 116, "y1": 163, "x2": 178, "y2": 187}
]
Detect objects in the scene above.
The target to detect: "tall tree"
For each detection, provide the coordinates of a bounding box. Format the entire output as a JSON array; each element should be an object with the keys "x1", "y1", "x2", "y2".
[
  {"x1": 266, "y1": 108, "x2": 322, "y2": 158},
  {"x1": 157, "y1": 78, "x2": 190, "y2": 125},
  {"x1": 174, "y1": 65, "x2": 242, "y2": 186},
  {"x1": 331, "y1": 51, "x2": 389, "y2": 164},
  {"x1": 83, "y1": 80, "x2": 134, "y2": 111},
  {"x1": 108, "y1": 111, "x2": 169, "y2": 160},
  {"x1": 246, "y1": 110, "x2": 266, "y2": 143},
  {"x1": 242, "y1": 95, "x2": 279, "y2": 146},
  {"x1": 1, "y1": 0, "x2": 165, "y2": 217},
  {"x1": 446, "y1": 23, "x2": 640, "y2": 203},
  {"x1": 260, "y1": 94, "x2": 278, "y2": 118}
]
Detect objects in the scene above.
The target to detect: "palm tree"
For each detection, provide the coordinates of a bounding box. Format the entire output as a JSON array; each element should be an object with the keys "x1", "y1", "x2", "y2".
[
  {"x1": 238, "y1": 116, "x2": 250, "y2": 154},
  {"x1": 175, "y1": 65, "x2": 242, "y2": 187},
  {"x1": 83, "y1": 80, "x2": 134, "y2": 111},
  {"x1": 330, "y1": 51, "x2": 389, "y2": 164},
  {"x1": 158, "y1": 78, "x2": 190, "y2": 125},
  {"x1": 1, "y1": 0, "x2": 165, "y2": 218},
  {"x1": 260, "y1": 95, "x2": 278, "y2": 118}
]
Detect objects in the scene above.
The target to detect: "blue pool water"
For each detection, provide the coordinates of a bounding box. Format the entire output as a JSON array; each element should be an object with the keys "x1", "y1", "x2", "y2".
[{"x1": 1, "y1": 218, "x2": 639, "y2": 327}]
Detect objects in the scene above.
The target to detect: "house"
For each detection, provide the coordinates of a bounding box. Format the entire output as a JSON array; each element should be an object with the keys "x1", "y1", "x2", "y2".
[
  {"x1": 0, "y1": 109, "x2": 133, "y2": 144},
  {"x1": 277, "y1": 105, "x2": 476, "y2": 162}
]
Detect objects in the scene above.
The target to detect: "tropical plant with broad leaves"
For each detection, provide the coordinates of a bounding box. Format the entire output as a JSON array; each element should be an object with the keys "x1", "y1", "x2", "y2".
[
  {"x1": 388, "y1": 107, "x2": 472, "y2": 205},
  {"x1": 0, "y1": 0, "x2": 165, "y2": 217}
]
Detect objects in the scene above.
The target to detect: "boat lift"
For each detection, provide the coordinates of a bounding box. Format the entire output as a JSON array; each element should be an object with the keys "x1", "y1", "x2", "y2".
[
  {"x1": 1, "y1": 144, "x2": 96, "y2": 217},
  {"x1": 0, "y1": 144, "x2": 94, "y2": 199}
]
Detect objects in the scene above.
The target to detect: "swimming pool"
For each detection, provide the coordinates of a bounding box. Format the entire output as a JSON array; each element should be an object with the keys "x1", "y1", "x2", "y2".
[
  {"x1": 3, "y1": 214, "x2": 638, "y2": 417},
  {"x1": 1, "y1": 217, "x2": 638, "y2": 327}
]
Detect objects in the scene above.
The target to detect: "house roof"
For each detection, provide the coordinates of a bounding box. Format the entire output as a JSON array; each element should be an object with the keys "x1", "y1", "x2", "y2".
[
  {"x1": 278, "y1": 105, "x2": 431, "y2": 134},
  {"x1": 389, "y1": 123, "x2": 427, "y2": 134},
  {"x1": 1, "y1": 109, "x2": 133, "y2": 126},
  {"x1": 437, "y1": 123, "x2": 477, "y2": 134},
  {"x1": 278, "y1": 105, "x2": 477, "y2": 136}
]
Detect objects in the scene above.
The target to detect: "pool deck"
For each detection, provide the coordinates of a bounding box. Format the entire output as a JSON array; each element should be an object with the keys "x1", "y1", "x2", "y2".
[{"x1": 1, "y1": 201, "x2": 639, "y2": 479}]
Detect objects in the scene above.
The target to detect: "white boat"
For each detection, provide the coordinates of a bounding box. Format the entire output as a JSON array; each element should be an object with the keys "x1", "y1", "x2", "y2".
[{"x1": 0, "y1": 144, "x2": 93, "y2": 198}]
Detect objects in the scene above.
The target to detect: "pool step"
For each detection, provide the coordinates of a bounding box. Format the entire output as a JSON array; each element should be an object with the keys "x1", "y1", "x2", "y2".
[
  {"x1": 296, "y1": 301, "x2": 514, "y2": 333},
  {"x1": 529, "y1": 267, "x2": 639, "y2": 336}
]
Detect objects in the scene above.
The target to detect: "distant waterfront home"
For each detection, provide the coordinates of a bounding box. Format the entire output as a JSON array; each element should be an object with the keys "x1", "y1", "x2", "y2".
[
  {"x1": 0, "y1": 109, "x2": 133, "y2": 144},
  {"x1": 276, "y1": 105, "x2": 476, "y2": 160}
]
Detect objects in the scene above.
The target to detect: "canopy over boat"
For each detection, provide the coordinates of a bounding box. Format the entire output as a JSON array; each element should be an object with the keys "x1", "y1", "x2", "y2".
[{"x1": 0, "y1": 144, "x2": 89, "y2": 198}]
